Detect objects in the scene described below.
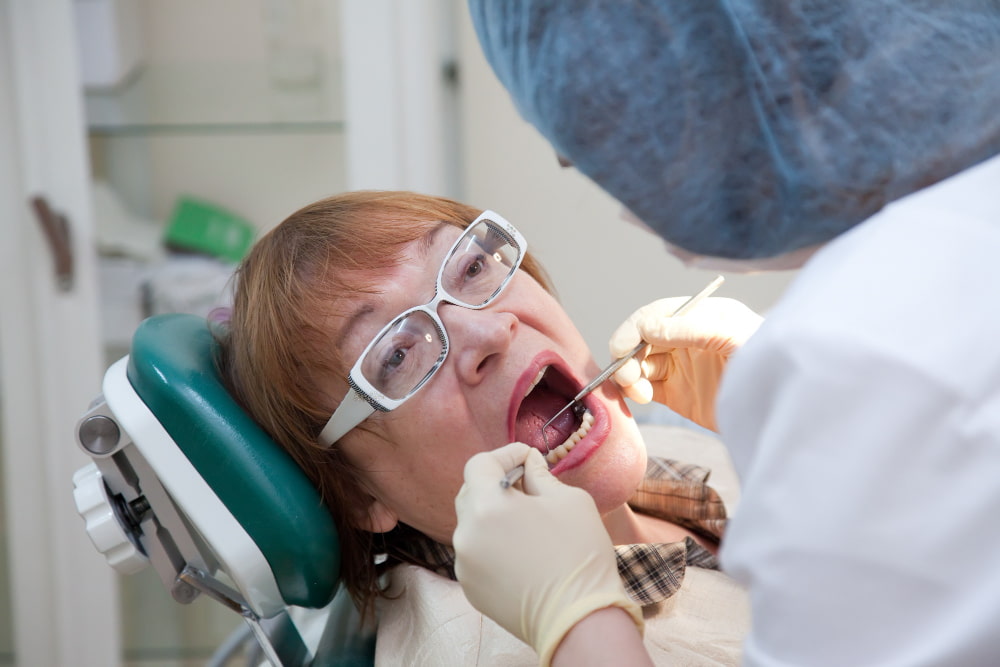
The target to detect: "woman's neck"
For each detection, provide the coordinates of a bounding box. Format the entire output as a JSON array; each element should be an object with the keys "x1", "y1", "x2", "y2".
[
  {"x1": 602, "y1": 503, "x2": 718, "y2": 555},
  {"x1": 602, "y1": 503, "x2": 647, "y2": 545}
]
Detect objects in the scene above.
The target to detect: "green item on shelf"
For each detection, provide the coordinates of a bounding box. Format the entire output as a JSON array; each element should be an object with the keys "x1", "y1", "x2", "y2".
[{"x1": 163, "y1": 196, "x2": 255, "y2": 263}]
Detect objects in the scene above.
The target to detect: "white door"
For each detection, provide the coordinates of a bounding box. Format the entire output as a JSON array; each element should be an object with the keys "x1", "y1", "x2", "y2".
[{"x1": 0, "y1": 0, "x2": 120, "y2": 664}]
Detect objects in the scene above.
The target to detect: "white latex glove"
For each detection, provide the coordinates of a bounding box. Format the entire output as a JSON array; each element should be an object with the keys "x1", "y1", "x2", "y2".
[
  {"x1": 609, "y1": 296, "x2": 763, "y2": 431},
  {"x1": 453, "y1": 442, "x2": 643, "y2": 666}
]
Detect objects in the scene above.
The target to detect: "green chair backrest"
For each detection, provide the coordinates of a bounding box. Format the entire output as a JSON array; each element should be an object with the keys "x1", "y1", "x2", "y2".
[{"x1": 126, "y1": 313, "x2": 340, "y2": 608}]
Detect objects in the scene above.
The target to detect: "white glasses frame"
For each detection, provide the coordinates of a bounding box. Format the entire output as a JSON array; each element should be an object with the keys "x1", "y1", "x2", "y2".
[{"x1": 319, "y1": 210, "x2": 527, "y2": 446}]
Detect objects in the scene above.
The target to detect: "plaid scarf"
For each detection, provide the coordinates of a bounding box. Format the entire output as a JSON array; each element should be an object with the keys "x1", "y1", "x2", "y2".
[{"x1": 399, "y1": 457, "x2": 728, "y2": 607}]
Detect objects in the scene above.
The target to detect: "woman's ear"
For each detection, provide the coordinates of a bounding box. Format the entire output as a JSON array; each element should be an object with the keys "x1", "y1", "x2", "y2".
[{"x1": 354, "y1": 497, "x2": 399, "y2": 534}]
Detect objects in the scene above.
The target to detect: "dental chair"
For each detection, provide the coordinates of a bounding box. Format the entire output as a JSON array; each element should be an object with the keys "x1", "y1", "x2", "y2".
[{"x1": 72, "y1": 313, "x2": 376, "y2": 666}]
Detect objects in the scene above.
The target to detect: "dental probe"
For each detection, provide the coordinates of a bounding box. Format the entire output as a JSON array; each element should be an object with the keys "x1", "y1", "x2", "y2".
[
  {"x1": 501, "y1": 275, "x2": 725, "y2": 489},
  {"x1": 539, "y1": 274, "x2": 725, "y2": 447}
]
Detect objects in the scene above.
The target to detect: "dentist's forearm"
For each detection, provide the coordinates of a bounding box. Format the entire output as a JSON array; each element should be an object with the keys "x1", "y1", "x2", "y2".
[{"x1": 551, "y1": 606, "x2": 652, "y2": 667}]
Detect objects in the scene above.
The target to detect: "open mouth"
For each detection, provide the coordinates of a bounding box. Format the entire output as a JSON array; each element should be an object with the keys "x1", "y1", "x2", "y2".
[{"x1": 514, "y1": 366, "x2": 595, "y2": 466}]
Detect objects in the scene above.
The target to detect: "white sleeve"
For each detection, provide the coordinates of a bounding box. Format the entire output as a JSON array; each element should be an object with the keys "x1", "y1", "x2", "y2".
[{"x1": 718, "y1": 327, "x2": 1000, "y2": 666}]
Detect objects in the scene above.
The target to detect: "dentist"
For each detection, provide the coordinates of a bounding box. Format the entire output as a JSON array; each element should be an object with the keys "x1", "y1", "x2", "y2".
[{"x1": 453, "y1": 2, "x2": 1000, "y2": 665}]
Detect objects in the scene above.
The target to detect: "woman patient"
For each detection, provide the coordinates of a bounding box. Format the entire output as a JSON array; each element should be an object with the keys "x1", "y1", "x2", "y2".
[{"x1": 215, "y1": 191, "x2": 748, "y2": 665}]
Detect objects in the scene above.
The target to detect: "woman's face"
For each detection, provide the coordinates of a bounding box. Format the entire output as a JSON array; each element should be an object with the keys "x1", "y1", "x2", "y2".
[{"x1": 328, "y1": 222, "x2": 647, "y2": 543}]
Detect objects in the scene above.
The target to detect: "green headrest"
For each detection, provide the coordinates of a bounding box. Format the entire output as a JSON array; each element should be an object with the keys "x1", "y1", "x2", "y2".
[{"x1": 126, "y1": 313, "x2": 340, "y2": 608}]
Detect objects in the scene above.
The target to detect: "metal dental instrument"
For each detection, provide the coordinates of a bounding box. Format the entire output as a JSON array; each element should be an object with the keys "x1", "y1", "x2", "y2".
[
  {"x1": 501, "y1": 275, "x2": 725, "y2": 489},
  {"x1": 539, "y1": 274, "x2": 726, "y2": 447},
  {"x1": 500, "y1": 464, "x2": 525, "y2": 489}
]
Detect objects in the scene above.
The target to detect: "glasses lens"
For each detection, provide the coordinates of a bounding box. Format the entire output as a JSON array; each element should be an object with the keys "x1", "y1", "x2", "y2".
[
  {"x1": 360, "y1": 310, "x2": 447, "y2": 400},
  {"x1": 441, "y1": 219, "x2": 521, "y2": 307}
]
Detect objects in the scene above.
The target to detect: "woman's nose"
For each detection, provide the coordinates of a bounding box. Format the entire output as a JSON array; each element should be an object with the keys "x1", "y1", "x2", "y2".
[{"x1": 440, "y1": 305, "x2": 517, "y2": 384}]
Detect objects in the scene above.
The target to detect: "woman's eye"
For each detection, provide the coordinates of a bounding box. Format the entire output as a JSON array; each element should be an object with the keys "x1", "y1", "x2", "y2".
[
  {"x1": 385, "y1": 348, "x2": 407, "y2": 369},
  {"x1": 374, "y1": 345, "x2": 411, "y2": 388},
  {"x1": 374, "y1": 343, "x2": 412, "y2": 385},
  {"x1": 442, "y1": 244, "x2": 500, "y2": 297},
  {"x1": 465, "y1": 257, "x2": 485, "y2": 279}
]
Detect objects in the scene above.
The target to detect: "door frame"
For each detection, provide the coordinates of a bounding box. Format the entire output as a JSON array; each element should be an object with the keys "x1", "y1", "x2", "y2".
[{"x1": 0, "y1": 0, "x2": 119, "y2": 664}]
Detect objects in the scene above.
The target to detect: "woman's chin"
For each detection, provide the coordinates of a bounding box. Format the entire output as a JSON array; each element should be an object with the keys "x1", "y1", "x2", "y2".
[{"x1": 561, "y1": 415, "x2": 646, "y2": 513}]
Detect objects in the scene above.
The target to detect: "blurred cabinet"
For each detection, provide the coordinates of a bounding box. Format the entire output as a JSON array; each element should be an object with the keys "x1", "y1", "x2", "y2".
[
  {"x1": 85, "y1": 60, "x2": 348, "y2": 223},
  {"x1": 84, "y1": 0, "x2": 460, "y2": 361},
  {"x1": 86, "y1": 58, "x2": 350, "y2": 359}
]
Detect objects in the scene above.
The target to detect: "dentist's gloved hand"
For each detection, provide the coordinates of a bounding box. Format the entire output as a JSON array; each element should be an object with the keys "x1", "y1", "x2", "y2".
[
  {"x1": 453, "y1": 442, "x2": 643, "y2": 666},
  {"x1": 609, "y1": 296, "x2": 763, "y2": 431}
]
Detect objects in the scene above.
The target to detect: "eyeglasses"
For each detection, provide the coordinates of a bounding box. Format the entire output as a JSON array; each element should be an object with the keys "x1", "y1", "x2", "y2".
[{"x1": 319, "y1": 210, "x2": 527, "y2": 445}]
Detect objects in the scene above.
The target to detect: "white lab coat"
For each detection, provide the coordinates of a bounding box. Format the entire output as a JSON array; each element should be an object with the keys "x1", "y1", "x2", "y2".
[{"x1": 718, "y1": 155, "x2": 1000, "y2": 665}]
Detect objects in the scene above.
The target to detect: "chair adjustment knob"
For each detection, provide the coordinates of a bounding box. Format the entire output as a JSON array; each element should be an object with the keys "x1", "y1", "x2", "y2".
[{"x1": 73, "y1": 463, "x2": 149, "y2": 575}]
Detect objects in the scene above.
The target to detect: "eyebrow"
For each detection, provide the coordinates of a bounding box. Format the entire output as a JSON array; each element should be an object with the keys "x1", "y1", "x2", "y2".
[{"x1": 335, "y1": 222, "x2": 450, "y2": 356}]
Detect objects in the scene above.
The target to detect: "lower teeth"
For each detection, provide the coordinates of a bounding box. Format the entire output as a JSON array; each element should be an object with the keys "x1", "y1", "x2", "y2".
[{"x1": 545, "y1": 409, "x2": 594, "y2": 465}]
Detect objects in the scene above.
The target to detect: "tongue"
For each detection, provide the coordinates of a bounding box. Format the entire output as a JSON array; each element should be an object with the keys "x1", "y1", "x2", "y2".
[{"x1": 515, "y1": 389, "x2": 578, "y2": 451}]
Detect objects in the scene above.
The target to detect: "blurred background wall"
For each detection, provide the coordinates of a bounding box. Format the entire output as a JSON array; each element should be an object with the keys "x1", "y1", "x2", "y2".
[{"x1": 98, "y1": 0, "x2": 794, "y2": 360}]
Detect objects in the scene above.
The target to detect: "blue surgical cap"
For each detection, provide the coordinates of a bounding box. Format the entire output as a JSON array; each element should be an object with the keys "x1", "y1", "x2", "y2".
[{"x1": 468, "y1": 0, "x2": 1000, "y2": 259}]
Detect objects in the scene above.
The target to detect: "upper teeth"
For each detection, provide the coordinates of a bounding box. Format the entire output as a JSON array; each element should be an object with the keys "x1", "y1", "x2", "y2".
[
  {"x1": 545, "y1": 409, "x2": 594, "y2": 466},
  {"x1": 525, "y1": 366, "x2": 548, "y2": 397}
]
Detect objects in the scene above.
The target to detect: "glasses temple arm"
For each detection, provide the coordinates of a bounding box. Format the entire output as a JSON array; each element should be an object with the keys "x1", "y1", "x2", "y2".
[{"x1": 319, "y1": 388, "x2": 377, "y2": 446}]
